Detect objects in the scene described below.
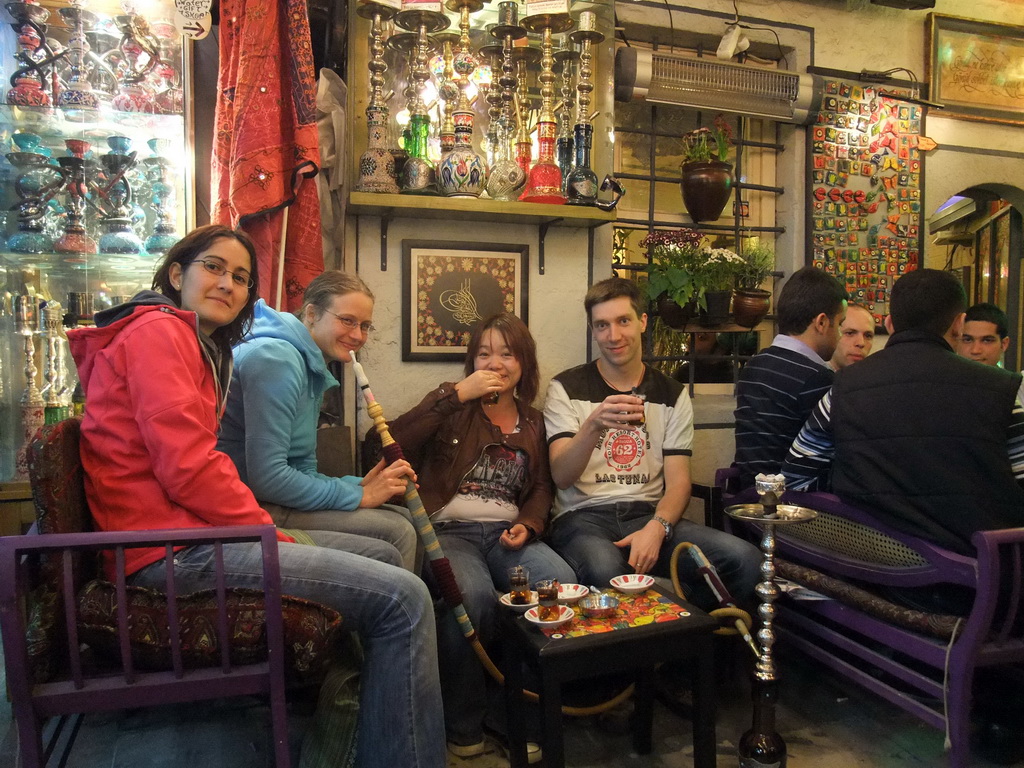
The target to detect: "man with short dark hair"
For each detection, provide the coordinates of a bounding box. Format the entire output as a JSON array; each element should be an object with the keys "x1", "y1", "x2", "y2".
[
  {"x1": 543, "y1": 277, "x2": 759, "y2": 609},
  {"x1": 733, "y1": 266, "x2": 847, "y2": 486},
  {"x1": 959, "y1": 302, "x2": 1011, "y2": 367},
  {"x1": 784, "y1": 269, "x2": 1024, "y2": 555}
]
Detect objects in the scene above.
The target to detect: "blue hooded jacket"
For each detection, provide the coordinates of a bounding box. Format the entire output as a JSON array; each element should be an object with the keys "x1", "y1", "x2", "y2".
[{"x1": 217, "y1": 299, "x2": 364, "y2": 511}]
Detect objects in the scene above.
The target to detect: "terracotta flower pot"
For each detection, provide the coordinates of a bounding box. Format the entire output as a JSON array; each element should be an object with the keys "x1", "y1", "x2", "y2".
[
  {"x1": 732, "y1": 288, "x2": 772, "y2": 328},
  {"x1": 658, "y1": 294, "x2": 698, "y2": 330},
  {"x1": 679, "y1": 160, "x2": 733, "y2": 223},
  {"x1": 699, "y1": 289, "x2": 733, "y2": 327}
]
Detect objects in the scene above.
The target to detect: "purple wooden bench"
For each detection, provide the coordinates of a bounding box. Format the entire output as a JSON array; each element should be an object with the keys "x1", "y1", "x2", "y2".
[
  {"x1": 0, "y1": 419, "x2": 343, "y2": 768},
  {"x1": 713, "y1": 467, "x2": 1024, "y2": 768}
]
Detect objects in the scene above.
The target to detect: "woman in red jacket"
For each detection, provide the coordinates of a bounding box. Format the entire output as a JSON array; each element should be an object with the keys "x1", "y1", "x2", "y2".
[{"x1": 68, "y1": 225, "x2": 444, "y2": 768}]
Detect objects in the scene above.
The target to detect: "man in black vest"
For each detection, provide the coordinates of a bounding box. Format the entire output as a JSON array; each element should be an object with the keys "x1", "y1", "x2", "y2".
[{"x1": 783, "y1": 268, "x2": 1024, "y2": 557}]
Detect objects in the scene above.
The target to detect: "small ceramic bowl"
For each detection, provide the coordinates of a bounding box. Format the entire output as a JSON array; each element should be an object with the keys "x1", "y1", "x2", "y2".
[
  {"x1": 557, "y1": 583, "x2": 590, "y2": 604},
  {"x1": 610, "y1": 574, "x2": 655, "y2": 594},
  {"x1": 578, "y1": 593, "x2": 620, "y2": 619},
  {"x1": 524, "y1": 604, "x2": 574, "y2": 628},
  {"x1": 499, "y1": 591, "x2": 538, "y2": 612}
]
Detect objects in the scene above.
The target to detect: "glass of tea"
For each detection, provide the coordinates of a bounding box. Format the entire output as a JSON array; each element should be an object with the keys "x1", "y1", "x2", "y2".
[
  {"x1": 535, "y1": 579, "x2": 560, "y2": 620},
  {"x1": 508, "y1": 565, "x2": 531, "y2": 605}
]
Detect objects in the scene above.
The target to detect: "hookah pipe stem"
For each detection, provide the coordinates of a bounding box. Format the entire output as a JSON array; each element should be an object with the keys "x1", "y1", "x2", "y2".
[{"x1": 350, "y1": 354, "x2": 476, "y2": 643}]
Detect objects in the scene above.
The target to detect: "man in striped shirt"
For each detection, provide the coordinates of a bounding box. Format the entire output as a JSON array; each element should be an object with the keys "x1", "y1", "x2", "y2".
[{"x1": 733, "y1": 267, "x2": 848, "y2": 487}]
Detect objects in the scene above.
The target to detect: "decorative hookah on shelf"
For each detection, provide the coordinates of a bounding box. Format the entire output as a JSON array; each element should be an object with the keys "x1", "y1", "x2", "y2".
[
  {"x1": 519, "y1": 4, "x2": 574, "y2": 204},
  {"x1": 553, "y1": 35, "x2": 578, "y2": 193},
  {"x1": 477, "y1": 41, "x2": 504, "y2": 171},
  {"x1": 393, "y1": 5, "x2": 449, "y2": 194},
  {"x1": 40, "y1": 300, "x2": 70, "y2": 424},
  {"x1": 54, "y1": 138, "x2": 98, "y2": 260},
  {"x1": 110, "y1": 8, "x2": 161, "y2": 113},
  {"x1": 143, "y1": 138, "x2": 179, "y2": 255},
  {"x1": 355, "y1": 0, "x2": 401, "y2": 194},
  {"x1": 57, "y1": 0, "x2": 101, "y2": 111},
  {"x1": 564, "y1": 11, "x2": 602, "y2": 205},
  {"x1": 6, "y1": 132, "x2": 66, "y2": 257},
  {"x1": 93, "y1": 136, "x2": 144, "y2": 256},
  {"x1": 434, "y1": 30, "x2": 462, "y2": 158},
  {"x1": 726, "y1": 474, "x2": 819, "y2": 768},
  {"x1": 5, "y1": 1, "x2": 66, "y2": 108},
  {"x1": 484, "y1": 1, "x2": 527, "y2": 202},
  {"x1": 512, "y1": 45, "x2": 539, "y2": 196},
  {"x1": 13, "y1": 293, "x2": 42, "y2": 480},
  {"x1": 436, "y1": 0, "x2": 485, "y2": 198}
]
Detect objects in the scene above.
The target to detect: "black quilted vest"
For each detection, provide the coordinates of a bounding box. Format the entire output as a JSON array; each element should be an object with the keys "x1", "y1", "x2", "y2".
[{"x1": 831, "y1": 329, "x2": 1024, "y2": 555}]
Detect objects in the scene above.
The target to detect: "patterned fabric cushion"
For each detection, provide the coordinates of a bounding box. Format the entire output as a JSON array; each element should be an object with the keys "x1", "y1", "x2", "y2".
[
  {"x1": 77, "y1": 580, "x2": 342, "y2": 682},
  {"x1": 777, "y1": 559, "x2": 963, "y2": 640}
]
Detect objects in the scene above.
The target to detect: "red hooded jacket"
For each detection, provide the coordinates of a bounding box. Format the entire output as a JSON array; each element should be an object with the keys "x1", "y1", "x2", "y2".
[{"x1": 68, "y1": 297, "x2": 291, "y2": 577}]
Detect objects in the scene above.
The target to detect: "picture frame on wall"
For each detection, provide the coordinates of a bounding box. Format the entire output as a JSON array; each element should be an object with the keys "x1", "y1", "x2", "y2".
[
  {"x1": 401, "y1": 240, "x2": 529, "y2": 361},
  {"x1": 927, "y1": 13, "x2": 1024, "y2": 126}
]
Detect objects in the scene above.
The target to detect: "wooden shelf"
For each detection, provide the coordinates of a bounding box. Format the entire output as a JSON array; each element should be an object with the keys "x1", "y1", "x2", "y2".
[{"x1": 348, "y1": 191, "x2": 616, "y2": 228}]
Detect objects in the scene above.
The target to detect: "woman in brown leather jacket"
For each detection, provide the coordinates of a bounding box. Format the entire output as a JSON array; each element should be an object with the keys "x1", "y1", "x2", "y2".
[{"x1": 386, "y1": 312, "x2": 575, "y2": 761}]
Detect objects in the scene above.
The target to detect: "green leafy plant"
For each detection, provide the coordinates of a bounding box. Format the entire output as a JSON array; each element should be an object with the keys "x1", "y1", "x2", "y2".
[
  {"x1": 681, "y1": 115, "x2": 733, "y2": 164},
  {"x1": 736, "y1": 242, "x2": 775, "y2": 291},
  {"x1": 642, "y1": 229, "x2": 744, "y2": 311}
]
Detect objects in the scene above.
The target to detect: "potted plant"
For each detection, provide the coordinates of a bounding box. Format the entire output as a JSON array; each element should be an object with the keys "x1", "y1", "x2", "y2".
[
  {"x1": 695, "y1": 246, "x2": 744, "y2": 326},
  {"x1": 679, "y1": 115, "x2": 734, "y2": 223},
  {"x1": 733, "y1": 242, "x2": 775, "y2": 328},
  {"x1": 642, "y1": 228, "x2": 703, "y2": 329}
]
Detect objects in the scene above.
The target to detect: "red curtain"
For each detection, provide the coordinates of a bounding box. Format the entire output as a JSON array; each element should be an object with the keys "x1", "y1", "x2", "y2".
[{"x1": 211, "y1": 0, "x2": 323, "y2": 311}]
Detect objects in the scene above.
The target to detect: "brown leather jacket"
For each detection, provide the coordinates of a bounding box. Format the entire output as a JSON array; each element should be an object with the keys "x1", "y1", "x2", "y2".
[{"x1": 380, "y1": 382, "x2": 554, "y2": 536}]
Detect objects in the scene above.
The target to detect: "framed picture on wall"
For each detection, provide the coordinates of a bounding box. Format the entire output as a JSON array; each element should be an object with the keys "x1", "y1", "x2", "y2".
[
  {"x1": 927, "y1": 13, "x2": 1024, "y2": 126},
  {"x1": 401, "y1": 240, "x2": 529, "y2": 361}
]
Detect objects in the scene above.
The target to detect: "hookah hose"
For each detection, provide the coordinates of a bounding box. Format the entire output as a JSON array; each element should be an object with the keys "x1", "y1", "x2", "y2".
[
  {"x1": 350, "y1": 355, "x2": 631, "y2": 715},
  {"x1": 671, "y1": 542, "x2": 759, "y2": 658}
]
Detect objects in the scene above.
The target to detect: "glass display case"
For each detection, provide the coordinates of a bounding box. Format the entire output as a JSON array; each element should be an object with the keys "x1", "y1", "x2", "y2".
[{"x1": 0, "y1": 0, "x2": 193, "y2": 481}]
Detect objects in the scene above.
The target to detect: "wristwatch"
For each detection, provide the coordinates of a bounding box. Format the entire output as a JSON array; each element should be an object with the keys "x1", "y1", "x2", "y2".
[{"x1": 652, "y1": 514, "x2": 673, "y2": 540}]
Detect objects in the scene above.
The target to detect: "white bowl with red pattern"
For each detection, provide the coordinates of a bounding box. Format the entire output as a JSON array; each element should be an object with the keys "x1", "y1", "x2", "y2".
[{"x1": 610, "y1": 574, "x2": 655, "y2": 594}]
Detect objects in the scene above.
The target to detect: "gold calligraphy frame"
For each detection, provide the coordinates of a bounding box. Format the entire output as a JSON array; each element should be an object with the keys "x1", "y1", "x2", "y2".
[
  {"x1": 401, "y1": 240, "x2": 529, "y2": 361},
  {"x1": 927, "y1": 13, "x2": 1024, "y2": 126}
]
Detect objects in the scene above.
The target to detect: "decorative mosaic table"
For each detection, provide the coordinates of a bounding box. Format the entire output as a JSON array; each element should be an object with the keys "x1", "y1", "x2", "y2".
[{"x1": 502, "y1": 587, "x2": 719, "y2": 768}]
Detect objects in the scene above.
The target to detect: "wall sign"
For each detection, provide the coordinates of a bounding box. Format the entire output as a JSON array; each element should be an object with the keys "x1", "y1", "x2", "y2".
[
  {"x1": 928, "y1": 13, "x2": 1024, "y2": 126},
  {"x1": 401, "y1": 240, "x2": 529, "y2": 361},
  {"x1": 808, "y1": 80, "x2": 923, "y2": 325}
]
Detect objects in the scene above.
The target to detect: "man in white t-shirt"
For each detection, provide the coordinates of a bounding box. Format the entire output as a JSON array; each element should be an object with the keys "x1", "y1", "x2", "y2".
[{"x1": 543, "y1": 277, "x2": 760, "y2": 610}]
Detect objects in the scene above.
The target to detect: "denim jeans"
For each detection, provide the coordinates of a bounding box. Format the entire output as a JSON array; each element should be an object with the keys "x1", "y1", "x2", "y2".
[
  {"x1": 550, "y1": 501, "x2": 762, "y2": 613},
  {"x1": 263, "y1": 501, "x2": 420, "y2": 573},
  {"x1": 131, "y1": 530, "x2": 445, "y2": 768},
  {"x1": 427, "y1": 521, "x2": 576, "y2": 744}
]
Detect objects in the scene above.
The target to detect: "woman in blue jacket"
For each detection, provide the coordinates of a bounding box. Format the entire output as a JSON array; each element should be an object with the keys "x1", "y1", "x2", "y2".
[{"x1": 217, "y1": 271, "x2": 419, "y2": 570}]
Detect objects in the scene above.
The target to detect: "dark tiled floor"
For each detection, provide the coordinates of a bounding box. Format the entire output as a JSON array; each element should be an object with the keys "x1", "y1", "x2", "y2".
[{"x1": 4, "y1": 634, "x2": 1022, "y2": 768}]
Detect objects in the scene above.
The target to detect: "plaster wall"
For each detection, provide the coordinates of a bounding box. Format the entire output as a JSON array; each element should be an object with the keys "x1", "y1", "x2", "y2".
[{"x1": 346, "y1": 0, "x2": 1024, "y2": 470}]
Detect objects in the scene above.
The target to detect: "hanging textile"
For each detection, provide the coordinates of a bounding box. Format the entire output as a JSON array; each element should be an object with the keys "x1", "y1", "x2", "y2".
[{"x1": 211, "y1": 0, "x2": 323, "y2": 311}]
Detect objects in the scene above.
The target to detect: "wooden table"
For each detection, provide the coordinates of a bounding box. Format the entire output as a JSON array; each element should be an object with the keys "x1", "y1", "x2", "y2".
[{"x1": 501, "y1": 588, "x2": 719, "y2": 768}]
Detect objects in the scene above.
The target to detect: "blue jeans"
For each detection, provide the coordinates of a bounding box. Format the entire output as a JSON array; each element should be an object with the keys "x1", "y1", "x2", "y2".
[
  {"x1": 550, "y1": 501, "x2": 761, "y2": 613},
  {"x1": 263, "y1": 501, "x2": 420, "y2": 573},
  {"x1": 428, "y1": 521, "x2": 576, "y2": 744},
  {"x1": 131, "y1": 530, "x2": 445, "y2": 768}
]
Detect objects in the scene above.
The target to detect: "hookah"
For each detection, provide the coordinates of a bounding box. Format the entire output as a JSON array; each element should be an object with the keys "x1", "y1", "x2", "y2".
[
  {"x1": 564, "y1": 10, "x2": 603, "y2": 205},
  {"x1": 150, "y1": 20, "x2": 183, "y2": 114},
  {"x1": 436, "y1": 0, "x2": 485, "y2": 197},
  {"x1": 726, "y1": 474, "x2": 819, "y2": 768},
  {"x1": 512, "y1": 46, "x2": 539, "y2": 195},
  {"x1": 142, "y1": 138, "x2": 179, "y2": 254},
  {"x1": 109, "y1": 8, "x2": 161, "y2": 113},
  {"x1": 553, "y1": 36, "x2": 578, "y2": 193},
  {"x1": 13, "y1": 293, "x2": 42, "y2": 480},
  {"x1": 484, "y1": 1, "x2": 527, "y2": 201},
  {"x1": 54, "y1": 138, "x2": 98, "y2": 261},
  {"x1": 92, "y1": 136, "x2": 144, "y2": 257},
  {"x1": 393, "y1": 6, "x2": 449, "y2": 194},
  {"x1": 477, "y1": 41, "x2": 504, "y2": 170},
  {"x1": 354, "y1": 0, "x2": 401, "y2": 194},
  {"x1": 6, "y1": 132, "x2": 67, "y2": 258},
  {"x1": 40, "y1": 300, "x2": 69, "y2": 424},
  {"x1": 519, "y1": 4, "x2": 575, "y2": 204},
  {"x1": 434, "y1": 30, "x2": 461, "y2": 158},
  {"x1": 5, "y1": 2, "x2": 67, "y2": 108},
  {"x1": 57, "y1": 0, "x2": 101, "y2": 111}
]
